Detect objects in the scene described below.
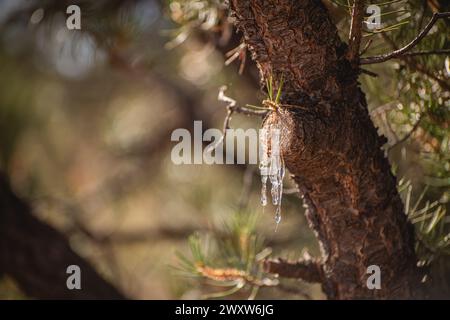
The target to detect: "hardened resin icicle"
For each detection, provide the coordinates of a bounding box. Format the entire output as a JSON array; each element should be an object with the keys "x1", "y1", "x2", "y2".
[
  {"x1": 271, "y1": 127, "x2": 284, "y2": 227},
  {"x1": 259, "y1": 125, "x2": 285, "y2": 228},
  {"x1": 270, "y1": 128, "x2": 281, "y2": 206},
  {"x1": 259, "y1": 128, "x2": 270, "y2": 206},
  {"x1": 261, "y1": 175, "x2": 268, "y2": 206},
  {"x1": 274, "y1": 158, "x2": 285, "y2": 226}
]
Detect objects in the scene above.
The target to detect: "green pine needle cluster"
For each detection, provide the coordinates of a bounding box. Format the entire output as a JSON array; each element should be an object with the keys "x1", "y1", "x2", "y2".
[{"x1": 174, "y1": 213, "x2": 279, "y2": 299}]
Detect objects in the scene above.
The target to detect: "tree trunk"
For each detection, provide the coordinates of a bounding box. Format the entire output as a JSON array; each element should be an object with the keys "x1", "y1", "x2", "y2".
[
  {"x1": 0, "y1": 173, "x2": 125, "y2": 299},
  {"x1": 229, "y1": 0, "x2": 423, "y2": 299}
]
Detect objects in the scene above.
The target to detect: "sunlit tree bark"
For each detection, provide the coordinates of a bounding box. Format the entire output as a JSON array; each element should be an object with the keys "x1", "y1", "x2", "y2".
[{"x1": 229, "y1": 0, "x2": 423, "y2": 299}]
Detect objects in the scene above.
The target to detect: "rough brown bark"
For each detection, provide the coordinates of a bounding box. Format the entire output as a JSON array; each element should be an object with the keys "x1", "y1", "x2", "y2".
[
  {"x1": 0, "y1": 173, "x2": 125, "y2": 299},
  {"x1": 229, "y1": 0, "x2": 423, "y2": 299}
]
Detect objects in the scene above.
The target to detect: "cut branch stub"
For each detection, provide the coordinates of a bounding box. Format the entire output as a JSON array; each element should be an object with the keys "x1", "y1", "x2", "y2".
[{"x1": 264, "y1": 257, "x2": 323, "y2": 283}]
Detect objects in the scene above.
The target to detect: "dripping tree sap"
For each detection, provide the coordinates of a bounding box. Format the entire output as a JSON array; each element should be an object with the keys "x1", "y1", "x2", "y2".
[
  {"x1": 171, "y1": 121, "x2": 285, "y2": 228},
  {"x1": 259, "y1": 126, "x2": 285, "y2": 229}
]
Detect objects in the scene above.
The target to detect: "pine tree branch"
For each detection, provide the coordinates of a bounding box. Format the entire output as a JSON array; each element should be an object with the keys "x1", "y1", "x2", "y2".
[
  {"x1": 264, "y1": 257, "x2": 323, "y2": 283},
  {"x1": 361, "y1": 12, "x2": 450, "y2": 65},
  {"x1": 347, "y1": 0, "x2": 366, "y2": 64},
  {"x1": 218, "y1": 86, "x2": 268, "y2": 118},
  {"x1": 210, "y1": 86, "x2": 268, "y2": 153},
  {"x1": 380, "y1": 33, "x2": 450, "y2": 91},
  {"x1": 400, "y1": 49, "x2": 450, "y2": 57}
]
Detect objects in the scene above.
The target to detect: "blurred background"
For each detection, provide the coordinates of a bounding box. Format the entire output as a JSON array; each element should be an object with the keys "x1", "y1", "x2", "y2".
[{"x1": 0, "y1": 0, "x2": 448, "y2": 299}]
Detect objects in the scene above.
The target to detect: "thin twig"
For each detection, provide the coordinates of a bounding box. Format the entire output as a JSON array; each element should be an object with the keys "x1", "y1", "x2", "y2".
[
  {"x1": 347, "y1": 0, "x2": 366, "y2": 64},
  {"x1": 218, "y1": 86, "x2": 268, "y2": 117},
  {"x1": 400, "y1": 49, "x2": 450, "y2": 57},
  {"x1": 361, "y1": 12, "x2": 450, "y2": 65},
  {"x1": 204, "y1": 86, "x2": 268, "y2": 155},
  {"x1": 225, "y1": 43, "x2": 247, "y2": 75},
  {"x1": 218, "y1": 86, "x2": 267, "y2": 141},
  {"x1": 380, "y1": 33, "x2": 450, "y2": 91},
  {"x1": 360, "y1": 68, "x2": 378, "y2": 77},
  {"x1": 359, "y1": 38, "x2": 373, "y2": 56}
]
